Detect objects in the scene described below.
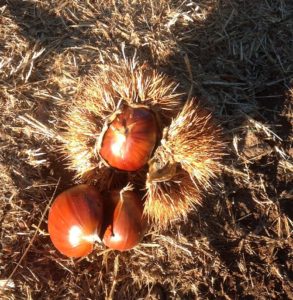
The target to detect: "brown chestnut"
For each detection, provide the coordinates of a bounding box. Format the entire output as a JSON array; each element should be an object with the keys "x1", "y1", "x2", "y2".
[
  {"x1": 48, "y1": 185, "x2": 103, "y2": 258},
  {"x1": 103, "y1": 188, "x2": 145, "y2": 251},
  {"x1": 99, "y1": 105, "x2": 158, "y2": 172}
]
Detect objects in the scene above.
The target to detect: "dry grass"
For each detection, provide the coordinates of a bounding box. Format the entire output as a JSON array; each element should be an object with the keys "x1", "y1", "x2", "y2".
[{"x1": 1, "y1": 0, "x2": 292, "y2": 299}]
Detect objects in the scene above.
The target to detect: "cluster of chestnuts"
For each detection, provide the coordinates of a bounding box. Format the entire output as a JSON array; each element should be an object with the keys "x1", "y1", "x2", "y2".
[
  {"x1": 48, "y1": 185, "x2": 145, "y2": 257},
  {"x1": 48, "y1": 56, "x2": 225, "y2": 257}
]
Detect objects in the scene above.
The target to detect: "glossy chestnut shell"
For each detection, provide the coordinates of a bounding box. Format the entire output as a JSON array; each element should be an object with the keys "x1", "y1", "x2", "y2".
[
  {"x1": 99, "y1": 105, "x2": 158, "y2": 171},
  {"x1": 48, "y1": 185, "x2": 103, "y2": 258},
  {"x1": 103, "y1": 189, "x2": 145, "y2": 251}
]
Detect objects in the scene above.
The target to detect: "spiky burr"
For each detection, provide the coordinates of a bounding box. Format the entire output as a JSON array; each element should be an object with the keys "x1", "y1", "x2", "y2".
[
  {"x1": 144, "y1": 99, "x2": 225, "y2": 227},
  {"x1": 60, "y1": 57, "x2": 183, "y2": 183}
]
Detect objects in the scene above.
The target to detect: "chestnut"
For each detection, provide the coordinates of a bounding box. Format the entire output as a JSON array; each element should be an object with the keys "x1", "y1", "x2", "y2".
[
  {"x1": 98, "y1": 105, "x2": 158, "y2": 172},
  {"x1": 103, "y1": 188, "x2": 145, "y2": 251},
  {"x1": 48, "y1": 185, "x2": 103, "y2": 258}
]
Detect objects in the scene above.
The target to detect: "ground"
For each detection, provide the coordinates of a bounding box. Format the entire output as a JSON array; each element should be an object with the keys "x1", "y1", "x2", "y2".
[{"x1": 0, "y1": 0, "x2": 292, "y2": 299}]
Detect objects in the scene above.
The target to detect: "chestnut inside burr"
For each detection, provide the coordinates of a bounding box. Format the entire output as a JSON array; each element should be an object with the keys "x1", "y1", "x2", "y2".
[{"x1": 98, "y1": 105, "x2": 159, "y2": 172}]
